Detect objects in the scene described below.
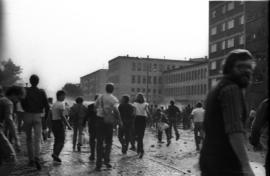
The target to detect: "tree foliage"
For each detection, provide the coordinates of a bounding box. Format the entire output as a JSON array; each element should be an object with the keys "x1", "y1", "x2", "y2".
[
  {"x1": 62, "y1": 83, "x2": 83, "y2": 98},
  {"x1": 0, "y1": 58, "x2": 22, "y2": 87}
]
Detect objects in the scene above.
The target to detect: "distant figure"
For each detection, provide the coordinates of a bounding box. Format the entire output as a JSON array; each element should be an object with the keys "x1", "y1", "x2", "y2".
[
  {"x1": 247, "y1": 108, "x2": 256, "y2": 130},
  {"x1": 166, "y1": 100, "x2": 181, "y2": 141},
  {"x1": 249, "y1": 98, "x2": 269, "y2": 176},
  {"x1": 21, "y1": 75, "x2": 49, "y2": 170},
  {"x1": 86, "y1": 95, "x2": 98, "y2": 161},
  {"x1": 183, "y1": 104, "x2": 192, "y2": 129},
  {"x1": 51, "y1": 90, "x2": 72, "y2": 163},
  {"x1": 133, "y1": 93, "x2": 149, "y2": 158},
  {"x1": 94, "y1": 83, "x2": 123, "y2": 171},
  {"x1": 47, "y1": 98, "x2": 53, "y2": 138},
  {"x1": 69, "y1": 97, "x2": 87, "y2": 152},
  {"x1": 190, "y1": 102, "x2": 205, "y2": 151},
  {"x1": 0, "y1": 86, "x2": 25, "y2": 164},
  {"x1": 156, "y1": 108, "x2": 170, "y2": 145},
  {"x1": 200, "y1": 49, "x2": 256, "y2": 175},
  {"x1": 118, "y1": 95, "x2": 135, "y2": 154}
]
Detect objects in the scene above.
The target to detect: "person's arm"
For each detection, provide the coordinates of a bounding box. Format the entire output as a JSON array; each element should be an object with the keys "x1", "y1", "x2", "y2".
[
  {"x1": 42, "y1": 90, "x2": 50, "y2": 121},
  {"x1": 220, "y1": 85, "x2": 254, "y2": 176},
  {"x1": 59, "y1": 105, "x2": 72, "y2": 130},
  {"x1": 113, "y1": 104, "x2": 123, "y2": 126}
]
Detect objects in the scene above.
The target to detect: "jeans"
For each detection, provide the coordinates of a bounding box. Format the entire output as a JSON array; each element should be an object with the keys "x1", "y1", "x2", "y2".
[
  {"x1": 88, "y1": 122, "x2": 96, "y2": 157},
  {"x1": 118, "y1": 122, "x2": 134, "y2": 152},
  {"x1": 194, "y1": 122, "x2": 204, "y2": 149},
  {"x1": 23, "y1": 113, "x2": 42, "y2": 161},
  {"x1": 157, "y1": 127, "x2": 170, "y2": 142},
  {"x1": 0, "y1": 125, "x2": 16, "y2": 162},
  {"x1": 73, "y1": 122, "x2": 83, "y2": 147},
  {"x1": 168, "y1": 119, "x2": 179, "y2": 139},
  {"x1": 134, "y1": 116, "x2": 146, "y2": 153},
  {"x1": 52, "y1": 120, "x2": 65, "y2": 156},
  {"x1": 96, "y1": 118, "x2": 113, "y2": 167}
]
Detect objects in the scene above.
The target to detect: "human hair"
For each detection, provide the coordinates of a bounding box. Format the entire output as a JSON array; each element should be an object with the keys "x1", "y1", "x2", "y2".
[
  {"x1": 196, "y1": 102, "x2": 202, "y2": 108},
  {"x1": 135, "y1": 93, "x2": 145, "y2": 104},
  {"x1": 29, "y1": 74, "x2": 39, "y2": 87},
  {"x1": 105, "y1": 83, "x2": 114, "y2": 93},
  {"x1": 5, "y1": 86, "x2": 25, "y2": 98},
  {"x1": 121, "y1": 95, "x2": 130, "y2": 104},
  {"x1": 94, "y1": 94, "x2": 99, "y2": 101},
  {"x1": 170, "y1": 100, "x2": 175, "y2": 105},
  {"x1": 56, "y1": 90, "x2": 65, "y2": 100},
  {"x1": 75, "y1": 97, "x2": 83, "y2": 104},
  {"x1": 48, "y1": 97, "x2": 53, "y2": 103},
  {"x1": 223, "y1": 49, "x2": 254, "y2": 75}
]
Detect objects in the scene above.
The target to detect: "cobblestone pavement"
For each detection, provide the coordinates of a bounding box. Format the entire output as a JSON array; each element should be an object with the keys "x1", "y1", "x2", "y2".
[{"x1": 0, "y1": 127, "x2": 266, "y2": 176}]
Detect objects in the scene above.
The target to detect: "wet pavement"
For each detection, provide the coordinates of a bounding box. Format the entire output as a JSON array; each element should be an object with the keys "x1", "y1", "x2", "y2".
[{"x1": 0, "y1": 127, "x2": 267, "y2": 176}]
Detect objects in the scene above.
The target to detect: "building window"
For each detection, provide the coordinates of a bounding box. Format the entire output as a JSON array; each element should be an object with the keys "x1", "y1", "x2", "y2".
[
  {"x1": 132, "y1": 75, "x2": 135, "y2": 83},
  {"x1": 227, "y1": 19, "x2": 234, "y2": 29},
  {"x1": 137, "y1": 88, "x2": 140, "y2": 92},
  {"x1": 153, "y1": 64, "x2": 157, "y2": 72},
  {"x1": 159, "y1": 76, "x2": 162, "y2": 84},
  {"x1": 142, "y1": 76, "x2": 146, "y2": 84},
  {"x1": 239, "y1": 35, "x2": 244, "y2": 45},
  {"x1": 227, "y1": 2, "x2": 235, "y2": 11},
  {"x1": 212, "y1": 10, "x2": 216, "y2": 18},
  {"x1": 221, "y1": 40, "x2": 226, "y2": 50},
  {"x1": 142, "y1": 88, "x2": 145, "y2": 92},
  {"x1": 211, "y1": 61, "x2": 217, "y2": 70},
  {"x1": 153, "y1": 89, "x2": 156, "y2": 94},
  {"x1": 147, "y1": 76, "x2": 152, "y2": 84},
  {"x1": 227, "y1": 38, "x2": 235, "y2": 48},
  {"x1": 211, "y1": 79, "x2": 218, "y2": 88},
  {"x1": 158, "y1": 89, "x2": 162, "y2": 94},
  {"x1": 137, "y1": 63, "x2": 142, "y2": 71},
  {"x1": 211, "y1": 26, "x2": 217, "y2": 35},
  {"x1": 137, "y1": 75, "x2": 141, "y2": 84},
  {"x1": 153, "y1": 76, "x2": 157, "y2": 84},
  {"x1": 132, "y1": 62, "x2": 136, "y2": 71},
  {"x1": 167, "y1": 65, "x2": 170, "y2": 70},
  {"x1": 222, "y1": 5, "x2": 226, "y2": 14},
  {"x1": 221, "y1": 23, "x2": 226, "y2": 32},
  {"x1": 210, "y1": 43, "x2": 217, "y2": 53},
  {"x1": 239, "y1": 15, "x2": 244, "y2": 25},
  {"x1": 131, "y1": 88, "x2": 135, "y2": 92}
]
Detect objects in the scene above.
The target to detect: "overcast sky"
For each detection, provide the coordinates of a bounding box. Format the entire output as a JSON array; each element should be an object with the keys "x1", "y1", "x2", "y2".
[{"x1": 2, "y1": 0, "x2": 209, "y2": 97}]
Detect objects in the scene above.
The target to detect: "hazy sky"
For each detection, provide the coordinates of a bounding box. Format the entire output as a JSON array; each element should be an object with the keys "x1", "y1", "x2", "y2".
[{"x1": 3, "y1": 0, "x2": 209, "y2": 97}]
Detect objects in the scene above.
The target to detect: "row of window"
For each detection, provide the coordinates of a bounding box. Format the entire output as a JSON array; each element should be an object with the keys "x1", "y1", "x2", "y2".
[
  {"x1": 131, "y1": 88, "x2": 162, "y2": 94},
  {"x1": 164, "y1": 68, "x2": 208, "y2": 84},
  {"x1": 210, "y1": 35, "x2": 244, "y2": 53},
  {"x1": 211, "y1": 2, "x2": 243, "y2": 19},
  {"x1": 164, "y1": 84, "x2": 207, "y2": 97},
  {"x1": 132, "y1": 62, "x2": 180, "y2": 72},
  {"x1": 131, "y1": 75, "x2": 162, "y2": 84},
  {"x1": 211, "y1": 15, "x2": 244, "y2": 36}
]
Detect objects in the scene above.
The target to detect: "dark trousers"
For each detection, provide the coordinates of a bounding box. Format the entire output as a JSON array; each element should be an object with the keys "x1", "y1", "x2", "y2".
[
  {"x1": 134, "y1": 116, "x2": 146, "y2": 153},
  {"x1": 0, "y1": 126, "x2": 16, "y2": 162},
  {"x1": 88, "y1": 122, "x2": 96, "y2": 157},
  {"x1": 194, "y1": 122, "x2": 204, "y2": 149},
  {"x1": 52, "y1": 120, "x2": 65, "y2": 156},
  {"x1": 118, "y1": 122, "x2": 134, "y2": 152},
  {"x1": 168, "y1": 119, "x2": 179, "y2": 139},
  {"x1": 96, "y1": 118, "x2": 113, "y2": 167},
  {"x1": 157, "y1": 128, "x2": 170, "y2": 142}
]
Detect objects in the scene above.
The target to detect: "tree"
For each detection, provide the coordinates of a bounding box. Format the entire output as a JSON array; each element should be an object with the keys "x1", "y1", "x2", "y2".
[
  {"x1": 0, "y1": 58, "x2": 22, "y2": 87},
  {"x1": 62, "y1": 83, "x2": 83, "y2": 98}
]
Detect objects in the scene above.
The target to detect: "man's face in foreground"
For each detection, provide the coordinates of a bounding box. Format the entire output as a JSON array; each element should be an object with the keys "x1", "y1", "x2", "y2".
[{"x1": 231, "y1": 59, "x2": 255, "y2": 88}]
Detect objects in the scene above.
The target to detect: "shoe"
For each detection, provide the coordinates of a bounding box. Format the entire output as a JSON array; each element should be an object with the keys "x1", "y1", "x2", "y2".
[
  {"x1": 95, "y1": 166, "x2": 101, "y2": 171},
  {"x1": 176, "y1": 135, "x2": 180, "y2": 141},
  {"x1": 51, "y1": 154, "x2": 62, "y2": 162},
  {"x1": 105, "y1": 163, "x2": 112, "y2": 169},
  {"x1": 130, "y1": 146, "x2": 136, "y2": 151},
  {"x1": 89, "y1": 155, "x2": 95, "y2": 161},
  {"x1": 34, "y1": 157, "x2": 42, "y2": 170},
  {"x1": 77, "y1": 143, "x2": 81, "y2": 152},
  {"x1": 166, "y1": 140, "x2": 171, "y2": 147},
  {"x1": 139, "y1": 152, "x2": 144, "y2": 159},
  {"x1": 158, "y1": 140, "x2": 165, "y2": 144}
]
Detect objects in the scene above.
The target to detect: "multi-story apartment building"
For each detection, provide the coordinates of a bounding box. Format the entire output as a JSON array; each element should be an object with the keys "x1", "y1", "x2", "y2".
[
  {"x1": 80, "y1": 69, "x2": 108, "y2": 100},
  {"x1": 108, "y1": 55, "x2": 202, "y2": 104},
  {"x1": 163, "y1": 61, "x2": 208, "y2": 108},
  {"x1": 209, "y1": 1, "x2": 268, "y2": 108}
]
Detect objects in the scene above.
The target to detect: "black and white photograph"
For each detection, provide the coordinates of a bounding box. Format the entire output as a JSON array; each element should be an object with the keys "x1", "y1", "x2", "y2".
[{"x1": 0, "y1": 0, "x2": 268, "y2": 175}]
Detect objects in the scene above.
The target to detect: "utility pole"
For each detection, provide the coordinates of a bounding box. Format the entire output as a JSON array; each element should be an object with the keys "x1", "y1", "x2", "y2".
[{"x1": 146, "y1": 55, "x2": 149, "y2": 103}]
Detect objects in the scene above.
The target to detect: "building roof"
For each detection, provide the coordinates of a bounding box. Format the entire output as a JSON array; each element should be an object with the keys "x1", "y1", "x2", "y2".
[
  {"x1": 108, "y1": 55, "x2": 202, "y2": 64},
  {"x1": 163, "y1": 61, "x2": 208, "y2": 74},
  {"x1": 80, "y1": 69, "x2": 108, "y2": 79}
]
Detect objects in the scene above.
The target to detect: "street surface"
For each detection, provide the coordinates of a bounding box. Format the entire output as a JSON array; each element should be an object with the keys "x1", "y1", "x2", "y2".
[{"x1": 0, "y1": 127, "x2": 266, "y2": 176}]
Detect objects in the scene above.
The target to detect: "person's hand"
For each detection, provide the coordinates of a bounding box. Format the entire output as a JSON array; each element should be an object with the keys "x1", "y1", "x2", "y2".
[{"x1": 68, "y1": 126, "x2": 73, "y2": 130}]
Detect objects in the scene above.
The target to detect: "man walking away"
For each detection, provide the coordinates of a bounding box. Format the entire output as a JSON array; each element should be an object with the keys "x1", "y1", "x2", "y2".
[
  {"x1": 199, "y1": 49, "x2": 256, "y2": 176},
  {"x1": 166, "y1": 100, "x2": 180, "y2": 141},
  {"x1": 69, "y1": 97, "x2": 87, "y2": 152},
  {"x1": 118, "y1": 95, "x2": 135, "y2": 154},
  {"x1": 86, "y1": 95, "x2": 98, "y2": 161},
  {"x1": 94, "y1": 83, "x2": 123, "y2": 171},
  {"x1": 21, "y1": 74, "x2": 49, "y2": 170},
  {"x1": 190, "y1": 102, "x2": 205, "y2": 151}
]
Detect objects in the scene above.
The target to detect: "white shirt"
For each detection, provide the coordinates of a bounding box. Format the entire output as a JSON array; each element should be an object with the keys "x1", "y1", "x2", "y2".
[
  {"x1": 191, "y1": 107, "x2": 205, "y2": 122},
  {"x1": 95, "y1": 93, "x2": 119, "y2": 118},
  {"x1": 133, "y1": 102, "x2": 148, "y2": 117},
  {"x1": 52, "y1": 101, "x2": 65, "y2": 120}
]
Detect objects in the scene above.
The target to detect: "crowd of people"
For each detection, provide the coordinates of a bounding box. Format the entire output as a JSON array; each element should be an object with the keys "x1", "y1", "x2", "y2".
[{"x1": 0, "y1": 49, "x2": 268, "y2": 175}]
